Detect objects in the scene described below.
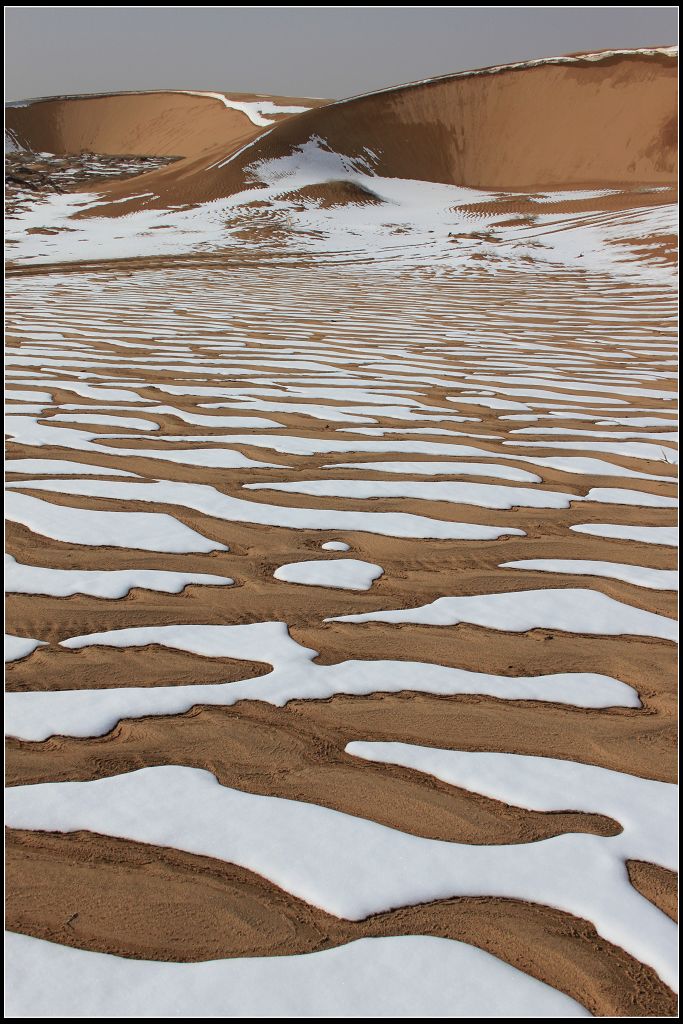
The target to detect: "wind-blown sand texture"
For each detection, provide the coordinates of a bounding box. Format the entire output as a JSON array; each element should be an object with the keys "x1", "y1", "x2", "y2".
[{"x1": 4, "y1": 46, "x2": 678, "y2": 1018}]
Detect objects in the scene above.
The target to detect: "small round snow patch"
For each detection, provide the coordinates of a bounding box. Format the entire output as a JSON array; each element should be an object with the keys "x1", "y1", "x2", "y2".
[
  {"x1": 274, "y1": 558, "x2": 383, "y2": 591},
  {"x1": 322, "y1": 541, "x2": 351, "y2": 551}
]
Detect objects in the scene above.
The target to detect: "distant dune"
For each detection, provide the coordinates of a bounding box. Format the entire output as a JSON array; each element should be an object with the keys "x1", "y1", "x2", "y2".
[
  {"x1": 5, "y1": 90, "x2": 327, "y2": 160},
  {"x1": 214, "y1": 47, "x2": 678, "y2": 192}
]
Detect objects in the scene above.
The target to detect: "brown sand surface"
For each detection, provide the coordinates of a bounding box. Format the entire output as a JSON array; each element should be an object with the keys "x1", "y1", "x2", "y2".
[{"x1": 626, "y1": 861, "x2": 678, "y2": 923}]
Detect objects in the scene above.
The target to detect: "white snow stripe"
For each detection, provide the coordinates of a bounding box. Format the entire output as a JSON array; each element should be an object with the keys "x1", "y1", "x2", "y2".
[
  {"x1": 329, "y1": 588, "x2": 677, "y2": 641},
  {"x1": 4, "y1": 554, "x2": 233, "y2": 598},
  {"x1": 571, "y1": 524, "x2": 678, "y2": 547},
  {"x1": 5, "y1": 491, "x2": 227, "y2": 553},
  {"x1": 500, "y1": 559, "x2": 677, "y2": 591},
  {"x1": 4, "y1": 621, "x2": 639, "y2": 742},
  {"x1": 4, "y1": 933, "x2": 590, "y2": 1019},
  {"x1": 5, "y1": 634, "x2": 47, "y2": 663}
]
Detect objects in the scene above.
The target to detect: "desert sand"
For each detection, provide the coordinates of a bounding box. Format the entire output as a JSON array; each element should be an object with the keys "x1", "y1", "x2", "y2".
[{"x1": 4, "y1": 46, "x2": 679, "y2": 1018}]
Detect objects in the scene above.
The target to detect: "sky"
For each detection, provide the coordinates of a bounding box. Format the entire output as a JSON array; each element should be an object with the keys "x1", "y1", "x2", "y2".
[{"x1": 5, "y1": 6, "x2": 678, "y2": 103}]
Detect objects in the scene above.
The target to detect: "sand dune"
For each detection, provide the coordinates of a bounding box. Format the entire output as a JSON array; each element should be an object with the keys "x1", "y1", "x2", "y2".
[
  {"x1": 222, "y1": 48, "x2": 677, "y2": 185},
  {"x1": 5, "y1": 89, "x2": 325, "y2": 160}
]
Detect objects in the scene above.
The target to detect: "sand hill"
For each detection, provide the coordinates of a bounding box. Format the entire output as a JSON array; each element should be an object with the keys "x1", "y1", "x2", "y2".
[
  {"x1": 5, "y1": 89, "x2": 327, "y2": 160},
  {"x1": 216, "y1": 47, "x2": 678, "y2": 190}
]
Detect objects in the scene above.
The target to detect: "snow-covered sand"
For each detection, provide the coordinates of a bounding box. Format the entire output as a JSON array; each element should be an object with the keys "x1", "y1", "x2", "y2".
[{"x1": 5, "y1": 45, "x2": 678, "y2": 1018}]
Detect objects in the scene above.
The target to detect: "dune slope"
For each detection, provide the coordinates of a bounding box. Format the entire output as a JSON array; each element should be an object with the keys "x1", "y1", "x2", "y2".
[{"x1": 5, "y1": 90, "x2": 327, "y2": 160}]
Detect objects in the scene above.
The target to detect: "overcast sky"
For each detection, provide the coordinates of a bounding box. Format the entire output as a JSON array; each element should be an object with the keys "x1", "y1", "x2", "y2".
[{"x1": 5, "y1": 6, "x2": 678, "y2": 103}]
